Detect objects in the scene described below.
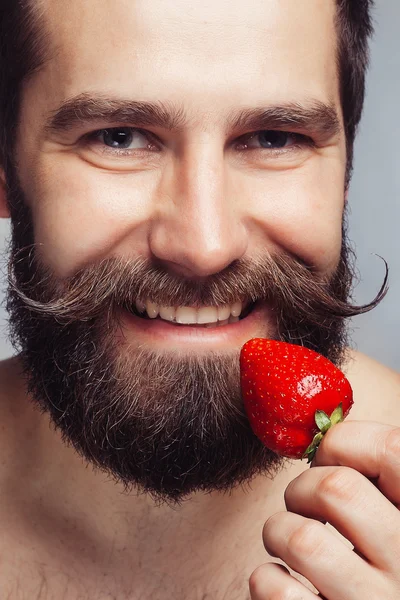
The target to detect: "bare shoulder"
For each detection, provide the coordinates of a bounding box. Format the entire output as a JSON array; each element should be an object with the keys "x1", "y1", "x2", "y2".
[
  {"x1": 343, "y1": 349, "x2": 400, "y2": 423},
  {"x1": 344, "y1": 349, "x2": 400, "y2": 394}
]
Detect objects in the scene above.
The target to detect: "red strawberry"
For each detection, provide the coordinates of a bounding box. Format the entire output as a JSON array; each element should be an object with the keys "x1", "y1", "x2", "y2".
[{"x1": 240, "y1": 338, "x2": 353, "y2": 462}]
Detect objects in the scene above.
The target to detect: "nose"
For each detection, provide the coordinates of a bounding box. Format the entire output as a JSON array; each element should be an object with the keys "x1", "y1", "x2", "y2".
[{"x1": 148, "y1": 141, "x2": 248, "y2": 278}]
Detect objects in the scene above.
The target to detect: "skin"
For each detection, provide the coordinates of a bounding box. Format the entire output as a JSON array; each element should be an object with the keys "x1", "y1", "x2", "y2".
[{"x1": 0, "y1": 0, "x2": 399, "y2": 597}]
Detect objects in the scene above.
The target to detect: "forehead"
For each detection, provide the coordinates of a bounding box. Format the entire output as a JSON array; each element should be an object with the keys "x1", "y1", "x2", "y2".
[{"x1": 34, "y1": 0, "x2": 339, "y2": 120}]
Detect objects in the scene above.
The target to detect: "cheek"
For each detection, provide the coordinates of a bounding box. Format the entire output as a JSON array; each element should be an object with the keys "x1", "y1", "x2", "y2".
[
  {"x1": 20, "y1": 151, "x2": 345, "y2": 279},
  {"x1": 25, "y1": 158, "x2": 157, "y2": 277},
  {"x1": 242, "y1": 158, "x2": 345, "y2": 273}
]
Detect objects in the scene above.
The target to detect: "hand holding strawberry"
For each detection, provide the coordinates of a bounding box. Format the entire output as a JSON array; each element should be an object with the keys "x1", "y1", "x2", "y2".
[
  {"x1": 240, "y1": 338, "x2": 400, "y2": 599},
  {"x1": 240, "y1": 338, "x2": 353, "y2": 461}
]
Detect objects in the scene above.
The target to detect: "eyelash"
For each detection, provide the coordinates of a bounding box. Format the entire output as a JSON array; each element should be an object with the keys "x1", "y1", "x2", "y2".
[
  {"x1": 83, "y1": 128, "x2": 158, "y2": 157},
  {"x1": 83, "y1": 127, "x2": 315, "y2": 157},
  {"x1": 236, "y1": 131, "x2": 315, "y2": 154}
]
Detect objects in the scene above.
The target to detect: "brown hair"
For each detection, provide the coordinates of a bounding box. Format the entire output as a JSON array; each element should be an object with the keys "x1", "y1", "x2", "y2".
[{"x1": 0, "y1": 0, "x2": 374, "y2": 183}]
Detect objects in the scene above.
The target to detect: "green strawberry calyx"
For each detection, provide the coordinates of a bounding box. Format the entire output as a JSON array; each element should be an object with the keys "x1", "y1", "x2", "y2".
[{"x1": 301, "y1": 402, "x2": 344, "y2": 463}]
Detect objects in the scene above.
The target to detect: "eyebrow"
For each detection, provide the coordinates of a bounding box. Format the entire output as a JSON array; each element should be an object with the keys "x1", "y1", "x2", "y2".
[
  {"x1": 45, "y1": 93, "x2": 186, "y2": 133},
  {"x1": 228, "y1": 102, "x2": 341, "y2": 140},
  {"x1": 44, "y1": 92, "x2": 341, "y2": 140}
]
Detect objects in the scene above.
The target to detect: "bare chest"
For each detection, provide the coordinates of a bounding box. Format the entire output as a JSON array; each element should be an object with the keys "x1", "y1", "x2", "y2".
[
  {"x1": 2, "y1": 562, "x2": 120, "y2": 600},
  {"x1": 2, "y1": 557, "x2": 252, "y2": 600}
]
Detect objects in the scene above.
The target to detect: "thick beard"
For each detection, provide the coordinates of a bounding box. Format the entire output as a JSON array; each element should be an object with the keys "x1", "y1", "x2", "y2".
[{"x1": 4, "y1": 168, "x2": 386, "y2": 507}]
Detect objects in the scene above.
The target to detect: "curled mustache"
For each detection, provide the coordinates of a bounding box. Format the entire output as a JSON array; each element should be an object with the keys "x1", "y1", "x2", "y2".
[{"x1": 8, "y1": 247, "x2": 388, "y2": 329}]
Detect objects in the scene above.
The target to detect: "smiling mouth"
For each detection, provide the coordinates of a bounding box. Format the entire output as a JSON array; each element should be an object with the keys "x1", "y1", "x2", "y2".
[{"x1": 123, "y1": 298, "x2": 257, "y2": 328}]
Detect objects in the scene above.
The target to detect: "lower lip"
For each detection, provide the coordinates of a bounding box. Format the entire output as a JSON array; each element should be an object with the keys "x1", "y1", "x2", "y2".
[{"x1": 117, "y1": 301, "x2": 275, "y2": 351}]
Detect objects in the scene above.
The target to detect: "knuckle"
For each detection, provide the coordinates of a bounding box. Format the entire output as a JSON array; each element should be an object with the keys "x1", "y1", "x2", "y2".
[
  {"x1": 287, "y1": 520, "x2": 326, "y2": 560},
  {"x1": 314, "y1": 467, "x2": 360, "y2": 506}
]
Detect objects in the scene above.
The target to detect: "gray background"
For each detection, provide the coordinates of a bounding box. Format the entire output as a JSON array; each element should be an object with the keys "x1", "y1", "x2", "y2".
[{"x1": 0, "y1": 0, "x2": 398, "y2": 370}]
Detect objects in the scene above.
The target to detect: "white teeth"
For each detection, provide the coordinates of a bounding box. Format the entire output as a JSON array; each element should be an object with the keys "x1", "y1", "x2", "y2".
[
  {"x1": 217, "y1": 304, "x2": 231, "y2": 321},
  {"x1": 141, "y1": 299, "x2": 247, "y2": 324},
  {"x1": 197, "y1": 306, "x2": 218, "y2": 324},
  {"x1": 159, "y1": 306, "x2": 176, "y2": 322},
  {"x1": 146, "y1": 300, "x2": 159, "y2": 319},
  {"x1": 231, "y1": 301, "x2": 242, "y2": 317},
  {"x1": 176, "y1": 306, "x2": 197, "y2": 324}
]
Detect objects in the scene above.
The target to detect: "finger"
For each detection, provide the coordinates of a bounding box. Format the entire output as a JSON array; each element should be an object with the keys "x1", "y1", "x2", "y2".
[
  {"x1": 263, "y1": 511, "x2": 376, "y2": 600},
  {"x1": 285, "y1": 464, "x2": 400, "y2": 571},
  {"x1": 249, "y1": 562, "x2": 317, "y2": 599},
  {"x1": 311, "y1": 421, "x2": 400, "y2": 506}
]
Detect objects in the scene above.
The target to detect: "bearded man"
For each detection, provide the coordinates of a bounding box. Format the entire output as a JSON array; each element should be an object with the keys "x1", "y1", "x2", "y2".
[{"x1": 0, "y1": 0, "x2": 399, "y2": 598}]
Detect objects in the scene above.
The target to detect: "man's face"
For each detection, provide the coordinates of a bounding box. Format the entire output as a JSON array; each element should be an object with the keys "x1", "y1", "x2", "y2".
[
  {"x1": 4, "y1": 0, "x2": 350, "y2": 505},
  {"x1": 16, "y1": 0, "x2": 345, "y2": 299}
]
